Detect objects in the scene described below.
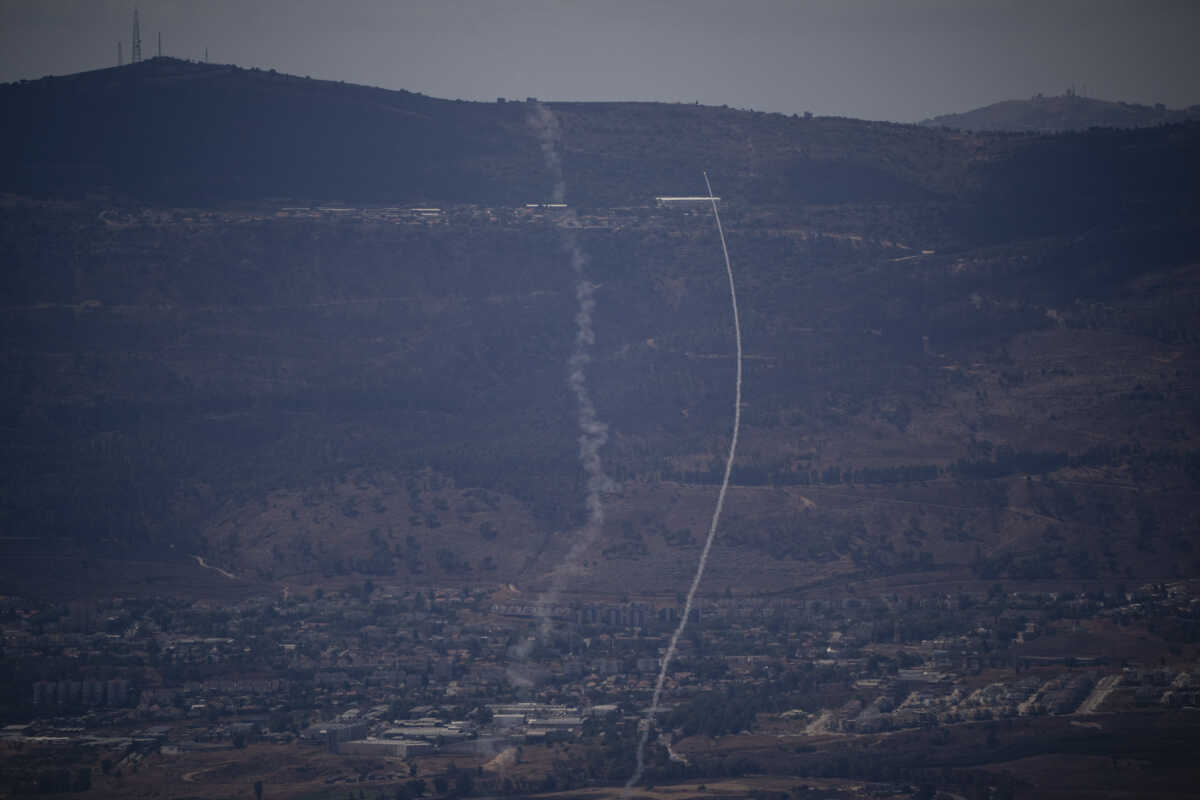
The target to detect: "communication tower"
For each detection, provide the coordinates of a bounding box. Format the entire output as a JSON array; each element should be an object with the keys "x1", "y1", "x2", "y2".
[
  {"x1": 118, "y1": 41, "x2": 122, "y2": 66},
  {"x1": 157, "y1": 32, "x2": 162, "y2": 58},
  {"x1": 131, "y1": 9, "x2": 142, "y2": 63}
]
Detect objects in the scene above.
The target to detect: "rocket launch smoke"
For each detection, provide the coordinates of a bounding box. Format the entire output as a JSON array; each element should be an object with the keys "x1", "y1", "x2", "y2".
[
  {"x1": 525, "y1": 103, "x2": 614, "y2": 644},
  {"x1": 625, "y1": 172, "x2": 743, "y2": 794}
]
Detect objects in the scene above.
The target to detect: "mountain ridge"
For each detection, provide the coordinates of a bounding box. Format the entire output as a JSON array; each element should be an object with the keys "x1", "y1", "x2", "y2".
[
  {"x1": 921, "y1": 91, "x2": 1200, "y2": 132},
  {"x1": 2, "y1": 59, "x2": 1200, "y2": 600},
  {"x1": 2, "y1": 56, "x2": 976, "y2": 208}
]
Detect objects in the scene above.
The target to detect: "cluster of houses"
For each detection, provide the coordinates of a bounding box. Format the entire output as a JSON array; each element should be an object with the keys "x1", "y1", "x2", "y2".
[{"x1": 3, "y1": 579, "x2": 1198, "y2": 763}]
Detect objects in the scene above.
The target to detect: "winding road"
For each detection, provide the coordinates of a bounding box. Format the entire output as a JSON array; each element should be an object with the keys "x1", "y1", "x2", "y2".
[{"x1": 189, "y1": 554, "x2": 238, "y2": 581}]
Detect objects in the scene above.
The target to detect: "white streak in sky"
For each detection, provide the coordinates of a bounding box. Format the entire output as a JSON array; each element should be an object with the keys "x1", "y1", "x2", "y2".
[
  {"x1": 523, "y1": 103, "x2": 614, "y2": 648},
  {"x1": 626, "y1": 172, "x2": 743, "y2": 794}
]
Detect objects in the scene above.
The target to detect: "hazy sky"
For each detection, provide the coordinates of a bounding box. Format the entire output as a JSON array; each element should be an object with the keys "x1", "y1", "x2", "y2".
[{"x1": 2, "y1": 0, "x2": 1198, "y2": 122}]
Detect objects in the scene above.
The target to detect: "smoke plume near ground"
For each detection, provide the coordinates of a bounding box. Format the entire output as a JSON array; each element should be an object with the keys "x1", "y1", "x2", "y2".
[{"x1": 626, "y1": 173, "x2": 743, "y2": 793}]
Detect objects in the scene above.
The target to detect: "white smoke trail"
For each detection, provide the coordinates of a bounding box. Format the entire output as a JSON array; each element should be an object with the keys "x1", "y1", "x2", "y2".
[
  {"x1": 625, "y1": 172, "x2": 743, "y2": 794},
  {"x1": 520, "y1": 103, "x2": 615, "y2": 651}
]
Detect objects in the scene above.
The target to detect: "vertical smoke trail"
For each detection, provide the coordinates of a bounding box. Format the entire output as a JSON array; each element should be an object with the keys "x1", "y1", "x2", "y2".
[
  {"x1": 524, "y1": 103, "x2": 614, "y2": 643},
  {"x1": 625, "y1": 172, "x2": 743, "y2": 794}
]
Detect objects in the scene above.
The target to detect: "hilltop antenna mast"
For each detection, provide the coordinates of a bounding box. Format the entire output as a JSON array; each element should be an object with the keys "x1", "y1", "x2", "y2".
[
  {"x1": 131, "y1": 9, "x2": 142, "y2": 63},
  {"x1": 157, "y1": 32, "x2": 162, "y2": 58},
  {"x1": 118, "y1": 41, "x2": 122, "y2": 66}
]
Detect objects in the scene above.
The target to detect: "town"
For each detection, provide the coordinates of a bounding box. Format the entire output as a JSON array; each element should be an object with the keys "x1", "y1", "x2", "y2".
[{"x1": 3, "y1": 576, "x2": 1198, "y2": 797}]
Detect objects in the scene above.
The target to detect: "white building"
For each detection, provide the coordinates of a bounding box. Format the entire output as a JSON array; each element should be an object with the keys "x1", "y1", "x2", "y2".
[{"x1": 655, "y1": 196, "x2": 718, "y2": 208}]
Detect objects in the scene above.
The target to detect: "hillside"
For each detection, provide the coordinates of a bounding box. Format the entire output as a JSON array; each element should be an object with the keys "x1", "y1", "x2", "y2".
[
  {"x1": 2, "y1": 60, "x2": 1200, "y2": 600},
  {"x1": 1, "y1": 56, "x2": 975, "y2": 208},
  {"x1": 921, "y1": 91, "x2": 1200, "y2": 132}
]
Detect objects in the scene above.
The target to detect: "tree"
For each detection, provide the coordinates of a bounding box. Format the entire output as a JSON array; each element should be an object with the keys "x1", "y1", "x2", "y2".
[{"x1": 254, "y1": 780, "x2": 264, "y2": 800}]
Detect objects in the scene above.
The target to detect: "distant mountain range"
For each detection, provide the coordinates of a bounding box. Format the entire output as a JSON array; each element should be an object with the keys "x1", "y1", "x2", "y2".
[
  {"x1": 921, "y1": 92, "x2": 1200, "y2": 132},
  {"x1": 3, "y1": 58, "x2": 1200, "y2": 600},
  {"x1": 1, "y1": 56, "x2": 967, "y2": 208}
]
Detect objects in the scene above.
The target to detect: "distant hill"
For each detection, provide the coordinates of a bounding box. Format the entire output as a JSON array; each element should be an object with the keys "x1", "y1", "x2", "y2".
[
  {"x1": 921, "y1": 92, "x2": 1200, "y2": 133},
  {"x1": 0, "y1": 56, "x2": 534, "y2": 206},
  {"x1": 3, "y1": 59, "x2": 1200, "y2": 599},
  {"x1": 0, "y1": 56, "x2": 972, "y2": 208}
]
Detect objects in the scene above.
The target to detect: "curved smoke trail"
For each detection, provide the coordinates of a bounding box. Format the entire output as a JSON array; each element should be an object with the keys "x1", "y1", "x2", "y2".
[
  {"x1": 625, "y1": 172, "x2": 742, "y2": 794},
  {"x1": 520, "y1": 103, "x2": 615, "y2": 653}
]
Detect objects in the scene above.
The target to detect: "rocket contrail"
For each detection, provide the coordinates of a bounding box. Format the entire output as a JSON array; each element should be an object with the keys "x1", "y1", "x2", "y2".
[
  {"x1": 626, "y1": 172, "x2": 743, "y2": 794},
  {"x1": 522, "y1": 103, "x2": 615, "y2": 648}
]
